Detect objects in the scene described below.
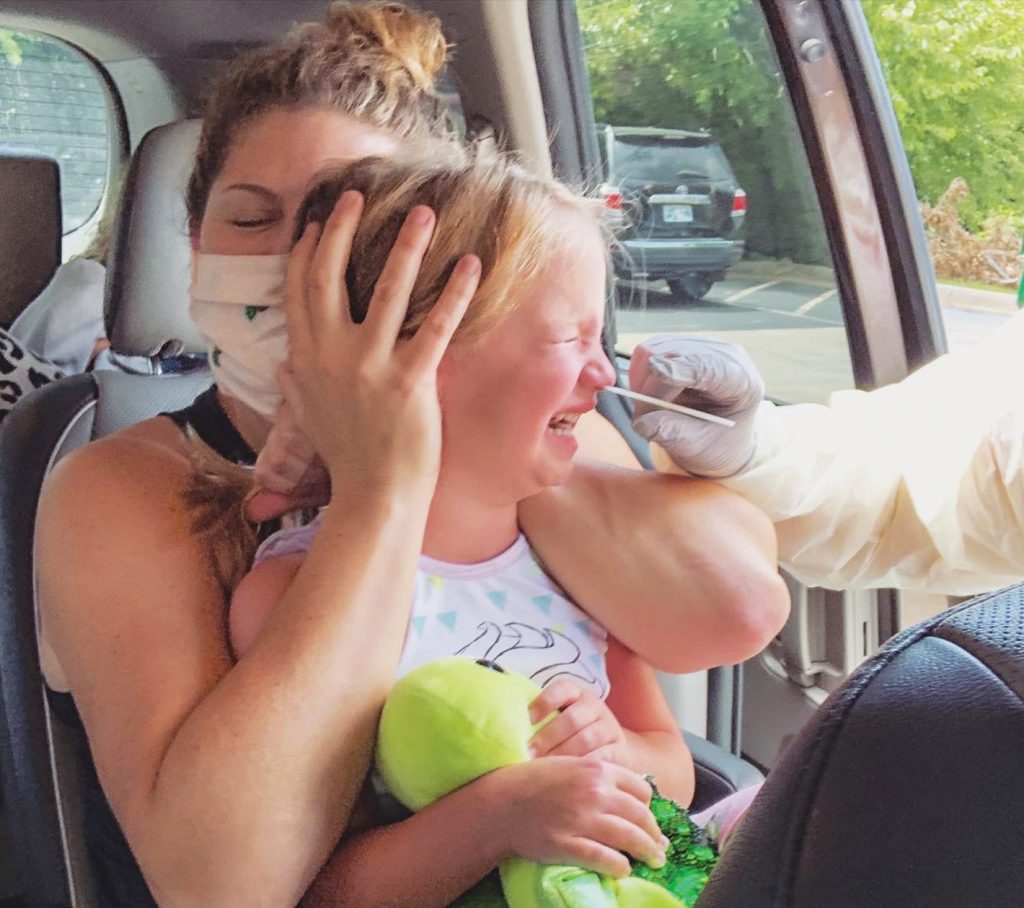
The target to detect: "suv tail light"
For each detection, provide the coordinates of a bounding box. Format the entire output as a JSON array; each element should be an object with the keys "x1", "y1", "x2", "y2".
[
  {"x1": 731, "y1": 188, "x2": 747, "y2": 216},
  {"x1": 600, "y1": 183, "x2": 623, "y2": 210}
]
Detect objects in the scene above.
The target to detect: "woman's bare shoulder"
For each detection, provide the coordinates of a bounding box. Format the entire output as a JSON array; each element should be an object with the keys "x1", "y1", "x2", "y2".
[
  {"x1": 42, "y1": 415, "x2": 194, "y2": 509},
  {"x1": 37, "y1": 416, "x2": 229, "y2": 687}
]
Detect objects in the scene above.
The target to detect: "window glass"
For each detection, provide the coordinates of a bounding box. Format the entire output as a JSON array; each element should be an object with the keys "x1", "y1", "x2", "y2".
[
  {"x1": 577, "y1": 0, "x2": 854, "y2": 405},
  {"x1": 0, "y1": 29, "x2": 110, "y2": 233}
]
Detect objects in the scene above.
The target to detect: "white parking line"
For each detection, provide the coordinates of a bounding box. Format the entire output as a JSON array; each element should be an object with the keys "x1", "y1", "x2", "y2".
[
  {"x1": 723, "y1": 280, "x2": 780, "y2": 304},
  {"x1": 794, "y1": 287, "x2": 836, "y2": 316}
]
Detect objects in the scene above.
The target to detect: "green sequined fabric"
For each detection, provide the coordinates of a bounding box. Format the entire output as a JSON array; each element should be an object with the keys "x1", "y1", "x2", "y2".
[{"x1": 629, "y1": 780, "x2": 719, "y2": 908}]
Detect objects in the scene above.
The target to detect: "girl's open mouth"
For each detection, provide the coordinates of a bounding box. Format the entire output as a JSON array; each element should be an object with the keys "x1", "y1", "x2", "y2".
[{"x1": 547, "y1": 412, "x2": 582, "y2": 437}]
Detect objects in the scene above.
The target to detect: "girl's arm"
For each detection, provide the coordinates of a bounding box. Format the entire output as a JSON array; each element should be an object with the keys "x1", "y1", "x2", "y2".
[
  {"x1": 603, "y1": 636, "x2": 694, "y2": 805},
  {"x1": 229, "y1": 553, "x2": 305, "y2": 658},
  {"x1": 302, "y1": 772, "x2": 507, "y2": 908},
  {"x1": 303, "y1": 758, "x2": 668, "y2": 908},
  {"x1": 527, "y1": 637, "x2": 694, "y2": 806},
  {"x1": 519, "y1": 439, "x2": 790, "y2": 673}
]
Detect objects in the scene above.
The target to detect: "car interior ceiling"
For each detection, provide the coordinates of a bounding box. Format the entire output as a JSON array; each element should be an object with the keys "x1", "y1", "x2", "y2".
[{"x1": 0, "y1": 0, "x2": 534, "y2": 165}]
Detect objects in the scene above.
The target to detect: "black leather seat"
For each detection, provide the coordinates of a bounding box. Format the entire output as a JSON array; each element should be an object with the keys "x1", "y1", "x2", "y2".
[
  {"x1": 699, "y1": 582, "x2": 1024, "y2": 908},
  {"x1": 0, "y1": 153, "x2": 61, "y2": 331}
]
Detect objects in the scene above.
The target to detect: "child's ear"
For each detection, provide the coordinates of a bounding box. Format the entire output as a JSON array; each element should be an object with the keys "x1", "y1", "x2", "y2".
[
  {"x1": 435, "y1": 348, "x2": 458, "y2": 401},
  {"x1": 435, "y1": 344, "x2": 474, "y2": 415}
]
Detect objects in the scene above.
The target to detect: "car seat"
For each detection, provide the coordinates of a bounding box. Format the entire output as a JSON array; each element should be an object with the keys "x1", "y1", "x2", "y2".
[
  {"x1": 0, "y1": 153, "x2": 62, "y2": 330},
  {"x1": 0, "y1": 118, "x2": 755, "y2": 907},
  {"x1": 698, "y1": 582, "x2": 1024, "y2": 908}
]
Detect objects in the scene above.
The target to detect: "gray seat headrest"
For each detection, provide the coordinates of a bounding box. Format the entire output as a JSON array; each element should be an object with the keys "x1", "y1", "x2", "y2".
[
  {"x1": 0, "y1": 154, "x2": 61, "y2": 329},
  {"x1": 105, "y1": 119, "x2": 204, "y2": 357}
]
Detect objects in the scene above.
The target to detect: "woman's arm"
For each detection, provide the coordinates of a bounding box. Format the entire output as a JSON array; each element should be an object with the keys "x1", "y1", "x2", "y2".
[
  {"x1": 303, "y1": 757, "x2": 667, "y2": 908},
  {"x1": 39, "y1": 435, "x2": 433, "y2": 908},
  {"x1": 519, "y1": 459, "x2": 789, "y2": 674}
]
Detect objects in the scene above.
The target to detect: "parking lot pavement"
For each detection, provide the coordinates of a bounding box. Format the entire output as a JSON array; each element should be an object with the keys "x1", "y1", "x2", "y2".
[{"x1": 616, "y1": 276, "x2": 1017, "y2": 403}]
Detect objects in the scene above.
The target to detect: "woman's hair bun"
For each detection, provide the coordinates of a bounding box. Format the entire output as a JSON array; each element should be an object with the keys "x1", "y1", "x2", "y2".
[{"x1": 325, "y1": 1, "x2": 448, "y2": 93}]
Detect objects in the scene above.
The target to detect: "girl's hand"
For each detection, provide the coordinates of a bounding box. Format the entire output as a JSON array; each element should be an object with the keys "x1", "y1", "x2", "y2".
[
  {"x1": 281, "y1": 191, "x2": 481, "y2": 493},
  {"x1": 492, "y1": 756, "x2": 667, "y2": 877},
  {"x1": 528, "y1": 680, "x2": 627, "y2": 764},
  {"x1": 247, "y1": 399, "x2": 331, "y2": 521}
]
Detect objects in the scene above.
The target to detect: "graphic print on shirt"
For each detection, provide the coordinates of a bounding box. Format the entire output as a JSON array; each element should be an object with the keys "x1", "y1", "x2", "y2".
[
  {"x1": 396, "y1": 537, "x2": 611, "y2": 698},
  {"x1": 455, "y1": 620, "x2": 608, "y2": 697}
]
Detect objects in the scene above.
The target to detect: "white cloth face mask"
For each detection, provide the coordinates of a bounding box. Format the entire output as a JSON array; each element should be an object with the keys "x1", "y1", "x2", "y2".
[{"x1": 189, "y1": 252, "x2": 291, "y2": 419}]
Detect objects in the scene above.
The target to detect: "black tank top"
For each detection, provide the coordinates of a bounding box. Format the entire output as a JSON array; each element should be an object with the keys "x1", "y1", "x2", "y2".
[{"x1": 44, "y1": 387, "x2": 257, "y2": 907}]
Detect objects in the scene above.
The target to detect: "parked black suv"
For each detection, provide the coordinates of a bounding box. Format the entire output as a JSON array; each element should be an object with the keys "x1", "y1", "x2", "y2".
[{"x1": 597, "y1": 125, "x2": 746, "y2": 302}]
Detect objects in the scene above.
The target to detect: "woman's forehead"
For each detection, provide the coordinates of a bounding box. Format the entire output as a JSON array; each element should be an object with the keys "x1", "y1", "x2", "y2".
[{"x1": 218, "y1": 108, "x2": 398, "y2": 195}]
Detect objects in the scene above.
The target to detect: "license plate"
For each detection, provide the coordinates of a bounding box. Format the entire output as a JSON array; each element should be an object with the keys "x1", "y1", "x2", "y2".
[{"x1": 662, "y1": 204, "x2": 693, "y2": 223}]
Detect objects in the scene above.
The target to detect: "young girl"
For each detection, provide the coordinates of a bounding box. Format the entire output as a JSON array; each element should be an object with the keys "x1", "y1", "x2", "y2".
[{"x1": 227, "y1": 153, "x2": 745, "y2": 906}]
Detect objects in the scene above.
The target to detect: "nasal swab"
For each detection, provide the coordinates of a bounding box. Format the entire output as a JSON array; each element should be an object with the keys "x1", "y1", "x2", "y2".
[{"x1": 601, "y1": 385, "x2": 736, "y2": 428}]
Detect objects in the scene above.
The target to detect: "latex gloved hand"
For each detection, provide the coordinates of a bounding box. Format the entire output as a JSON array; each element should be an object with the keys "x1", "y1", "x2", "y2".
[{"x1": 628, "y1": 334, "x2": 764, "y2": 479}]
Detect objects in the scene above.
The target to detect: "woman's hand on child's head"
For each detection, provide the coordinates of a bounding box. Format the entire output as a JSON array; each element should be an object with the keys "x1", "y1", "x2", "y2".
[
  {"x1": 281, "y1": 193, "x2": 480, "y2": 493},
  {"x1": 492, "y1": 757, "x2": 667, "y2": 877},
  {"x1": 528, "y1": 680, "x2": 627, "y2": 764}
]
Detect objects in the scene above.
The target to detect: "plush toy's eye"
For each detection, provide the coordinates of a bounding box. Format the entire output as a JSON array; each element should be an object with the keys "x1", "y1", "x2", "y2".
[{"x1": 475, "y1": 659, "x2": 506, "y2": 673}]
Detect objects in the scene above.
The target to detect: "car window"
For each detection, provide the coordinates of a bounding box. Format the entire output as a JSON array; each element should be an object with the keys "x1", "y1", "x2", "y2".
[
  {"x1": 608, "y1": 133, "x2": 733, "y2": 186},
  {"x1": 0, "y1": 29, "x2": 111, "y2": 235},
  {"x1": 577, "y1": 0, "x2": 854, "y2": 405}
]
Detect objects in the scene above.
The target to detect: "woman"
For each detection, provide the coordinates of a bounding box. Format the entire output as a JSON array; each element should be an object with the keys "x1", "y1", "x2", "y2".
[{"x1": 35, "y1": 3, "x2": 786, "y2": 905}]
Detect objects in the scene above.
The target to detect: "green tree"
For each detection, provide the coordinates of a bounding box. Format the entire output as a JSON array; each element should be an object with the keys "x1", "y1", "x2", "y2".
[
  {"x1": 578, "y1": 0, "x2": 831, "y2": 264},
  {"x1": 1, "y1": 29, "x2": 23, "y2": 66},
  {"x1": 862, "y1": 0, "x2": 1024, "y2": 230}
]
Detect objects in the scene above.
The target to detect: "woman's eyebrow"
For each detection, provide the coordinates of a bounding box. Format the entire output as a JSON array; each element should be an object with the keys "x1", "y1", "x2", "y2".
[{"x1": 221, "y1": 183, "x2": 278, "y2": 201}]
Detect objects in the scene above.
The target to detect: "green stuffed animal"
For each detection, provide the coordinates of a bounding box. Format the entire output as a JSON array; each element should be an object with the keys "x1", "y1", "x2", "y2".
[{"x1": 375, "y1": 656, "x2": 717, "y2": 908}]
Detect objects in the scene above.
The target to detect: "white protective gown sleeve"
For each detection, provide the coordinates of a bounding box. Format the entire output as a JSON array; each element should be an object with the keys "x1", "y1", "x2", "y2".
[{"x1": 652, "y1": 310, "x2": 1024, "y2": 595}]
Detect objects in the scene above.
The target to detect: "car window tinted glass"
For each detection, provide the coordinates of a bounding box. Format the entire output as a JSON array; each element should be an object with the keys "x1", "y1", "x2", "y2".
[
  {"x1": 577, "y1": 0, "x2": 854, "y2": 405},
  {"x1": 0, "y1": 29, "x2": 110, "y2": 233},
  {"x1": 611, "y1": 136, "x2": 732, "y2": 185}
]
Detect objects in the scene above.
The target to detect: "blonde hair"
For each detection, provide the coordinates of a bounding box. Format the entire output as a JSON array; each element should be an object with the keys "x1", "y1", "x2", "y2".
[
  {"x1": 296, "y1": 151, "x2": 607, "y2": 342},
  {"x1": 185, "y1": 0, "x2": 454, "y2": 233},
  {"x1": 189, "y1": 152, "x2": 606, "y2": 596}
]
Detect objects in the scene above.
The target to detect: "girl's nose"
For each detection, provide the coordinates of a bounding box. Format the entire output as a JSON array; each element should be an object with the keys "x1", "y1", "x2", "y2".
[{"x1": 582, "y1": 348, "x2": 618, "y2": 390}]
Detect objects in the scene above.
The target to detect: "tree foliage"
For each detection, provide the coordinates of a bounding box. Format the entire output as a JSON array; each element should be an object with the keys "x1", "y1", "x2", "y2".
[
  {"x1": 578, "y1": 0, "x2": 1024, "y2": 263},
  {"x1": 862, "y1": 0, "x2": 1024, "y2": 231},
  {"x1": 578, "y1": 0, "x2": 831, "y2": 264},
  {"x1": 0, "y1": 29, "x2": 24, "y2": 66}
]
